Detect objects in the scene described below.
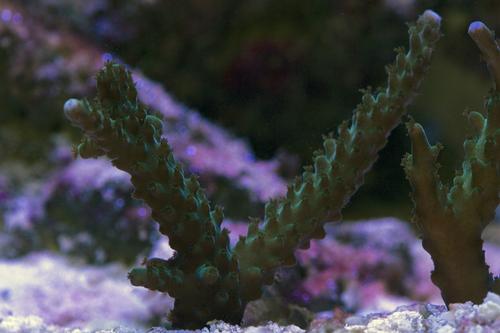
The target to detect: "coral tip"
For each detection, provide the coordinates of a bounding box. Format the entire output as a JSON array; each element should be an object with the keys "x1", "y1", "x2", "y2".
[{"x1": 422, "y1": 10, "x2": 442, "y2": 25}]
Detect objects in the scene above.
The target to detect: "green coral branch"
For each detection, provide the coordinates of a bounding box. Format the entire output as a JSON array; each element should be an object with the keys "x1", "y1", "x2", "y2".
[
  {"x1": 64, "y1": 65, "x2": 242, "y2": 328},
  {"x1": 233, "y1": 10, "x2": 442, "y2": 303},
  {"x1": 402, "y1": 21, "x2": 500, "y2": 306},
  {"x1": 64, "y1": 10, "x2": 441, "y2": 329}
]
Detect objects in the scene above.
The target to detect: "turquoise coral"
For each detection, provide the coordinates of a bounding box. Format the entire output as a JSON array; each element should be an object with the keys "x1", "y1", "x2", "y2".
[
  {"x1": 64, "y1": 10, "x2": 441, "y2": 328},
  {"x1": 402, "y1": 20, "x2": 500, "y2": 306}
]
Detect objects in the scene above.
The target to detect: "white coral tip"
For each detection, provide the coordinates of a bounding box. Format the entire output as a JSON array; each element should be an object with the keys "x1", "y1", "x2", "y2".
[
  {"x1": 422, "y1": 10, "x2": 441, "y2": 25},
  {"x1": 468, "y1": 21, "x2": 487, "y2": 35},
  {"x1": 63, "y1": 98, "x2": 84, "y2": 121}
]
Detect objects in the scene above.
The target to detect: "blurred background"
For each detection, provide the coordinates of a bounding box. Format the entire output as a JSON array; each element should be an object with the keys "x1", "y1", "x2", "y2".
[
  {"x1": 1, "y1": 0, "x2": 498, "y2": 222},
  {"x1": 0, "y1": 0, "x2": 499, "y2": 329}
]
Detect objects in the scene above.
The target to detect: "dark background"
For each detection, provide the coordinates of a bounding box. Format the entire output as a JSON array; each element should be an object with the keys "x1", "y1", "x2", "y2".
[{"x1": 1, "y1": 0, "x2": 498, "y2": 220}]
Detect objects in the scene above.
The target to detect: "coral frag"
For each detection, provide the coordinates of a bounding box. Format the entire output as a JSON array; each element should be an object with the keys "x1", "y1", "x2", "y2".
[{"x1": 65, "y1": 10, "x2": 441, "y2": 328}]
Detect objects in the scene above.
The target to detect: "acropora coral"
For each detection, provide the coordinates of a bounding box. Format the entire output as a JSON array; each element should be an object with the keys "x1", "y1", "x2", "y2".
[
  {"x1": 64, "y1": 10, "x2": 441, "y2": 328},
  {"x1": 402, "y1": 20, "x2": 500, "y2": 306}
]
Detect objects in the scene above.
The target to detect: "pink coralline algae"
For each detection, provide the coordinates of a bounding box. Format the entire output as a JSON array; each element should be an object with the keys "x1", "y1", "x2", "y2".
[
  {"x1": 48, "y1": 158, "x2": 131, "y2": 194},
  {"x1": 2, "y1": 190, "x2": 45, "y2": 232},
  {"x1": 2, "y1": 158, "x2": 133, "y2": 233},
  {"x1": 293, "y1": 218, "x2": 500, "y2": 317},
  {"x1": 222, "y1": 220, "x2": 250, "y2": 246},
  {"x1": 485, "y1": 242, "x2": 500, "y2": 277},
  {"x1": 0, "y1": 158, "x2": 157, "y2": 263},
  {"x1": 293, "y1": 218, "x2": 443, "y2": 313},
  {"x1": 0, "y1": 252, "x2": 173, "y2": 330}
]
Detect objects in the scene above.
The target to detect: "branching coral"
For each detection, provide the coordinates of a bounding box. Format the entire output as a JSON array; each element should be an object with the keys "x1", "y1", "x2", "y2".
[
  {"x1": 402, "y1": 21, "x2": 500, "y2": 306},
  {"x1": 64, "y1": 10, "x2": 441, "y2": 328},
  {"x1": 232, "y1": 10, "x2": 441, "y2": 306}
]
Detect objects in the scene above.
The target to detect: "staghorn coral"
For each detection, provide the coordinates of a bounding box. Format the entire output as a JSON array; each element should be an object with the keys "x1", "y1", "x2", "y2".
[
  {"x1": 402, "y1": 21, "x2": 500, "y2": 306},
  {"x1": 232, "y1": 9, "x2": 440, "y2": 304},
  {"x1": 64, "y1": 10, "x2": 441, "y2": 328}
]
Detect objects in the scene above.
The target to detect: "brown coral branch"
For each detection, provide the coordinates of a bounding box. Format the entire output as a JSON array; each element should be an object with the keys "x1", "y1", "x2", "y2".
[{"x1": 402, "y1": 21, "x2": 500, "y2": 306}]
